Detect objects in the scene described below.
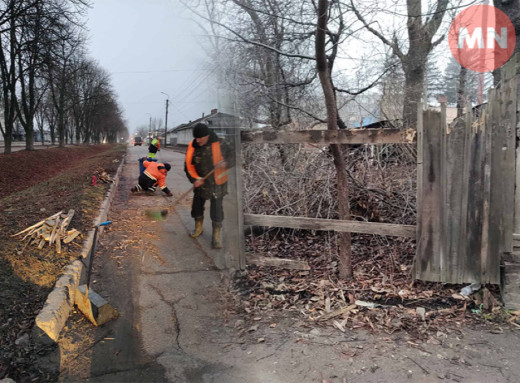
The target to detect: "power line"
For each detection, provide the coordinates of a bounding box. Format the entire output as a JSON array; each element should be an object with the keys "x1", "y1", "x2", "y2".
[{"x1": 110, "y1": 68, "x2": 212, "y2": 74}]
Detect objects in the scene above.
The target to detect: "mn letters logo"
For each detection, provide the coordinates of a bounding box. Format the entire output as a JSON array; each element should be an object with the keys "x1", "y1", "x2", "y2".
[{"x1": 449, "y1": 5, "x2": 515, "y2": 72}]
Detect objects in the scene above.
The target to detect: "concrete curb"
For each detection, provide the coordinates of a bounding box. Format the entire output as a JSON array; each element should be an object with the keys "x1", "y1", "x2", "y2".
[{"x1": 33, "y1": 155, "x2": 126, "y2": 344}]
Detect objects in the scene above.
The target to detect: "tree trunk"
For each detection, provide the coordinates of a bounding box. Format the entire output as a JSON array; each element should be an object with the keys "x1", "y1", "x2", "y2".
[
  {"x1": 25, "y1": 122, "x2": 34, "y2": 150},
  {"x1": 456, "y1": 66, "x2": 467, "y2": 118},
  {"x1": 316, "y1": 0, "x2": 352, "y2": 279},
  {"x1": 402, "y1": 62, "x2": 425, "y2": 129}
]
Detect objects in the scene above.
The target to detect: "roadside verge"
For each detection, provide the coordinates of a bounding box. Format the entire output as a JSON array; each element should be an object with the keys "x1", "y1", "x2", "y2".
[{"x1": 32, "y1": 156, "x2": 126, "y2": 344}]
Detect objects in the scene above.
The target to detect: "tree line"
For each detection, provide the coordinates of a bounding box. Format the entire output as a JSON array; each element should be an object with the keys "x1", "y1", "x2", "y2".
[{"x1": 0, "y1": 0, "x2": 127, "y2": 154}]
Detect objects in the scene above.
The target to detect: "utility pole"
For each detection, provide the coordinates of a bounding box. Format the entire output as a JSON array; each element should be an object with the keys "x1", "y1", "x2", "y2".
[
  {"x1": 148, "y1": 116, "x2": 152, "y2": 135},
  {"x1": 161, "y1": 92, "x2": 169, "y2": 147}
]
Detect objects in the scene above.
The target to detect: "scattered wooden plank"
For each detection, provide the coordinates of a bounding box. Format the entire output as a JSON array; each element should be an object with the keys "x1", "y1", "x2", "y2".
[
  {"x1": 56, "y1": 236, "x2": 61, "y2": 254},
  {"x1": 63, "y1": 229, "x2": 81, "y2": 244},
  {"x1": 11, "y1": 211, "x2": 62, "y2": 237},
  {"x1": 49, "y1": 216, "x2": 60, "y2": 245},
  {"x1": 13, "y1": 210, "x2": 81, "y2": 254},
  {"x1": 247, "y1": 256, "x2": 311, "y2": 270}
]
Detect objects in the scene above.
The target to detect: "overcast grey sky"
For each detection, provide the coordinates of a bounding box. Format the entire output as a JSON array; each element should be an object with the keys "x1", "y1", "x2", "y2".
[{"x1": 86, "y1": 0, "x2": 220, "y2": 135}]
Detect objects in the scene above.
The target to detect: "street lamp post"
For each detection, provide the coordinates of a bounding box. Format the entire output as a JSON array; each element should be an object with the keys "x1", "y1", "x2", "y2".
[
  {"x1": 161, "y1": 92, "x2": 170, "y2": 147},
  {"x1": 145, "y1": 113, "x2": 152, "y2": 142}
]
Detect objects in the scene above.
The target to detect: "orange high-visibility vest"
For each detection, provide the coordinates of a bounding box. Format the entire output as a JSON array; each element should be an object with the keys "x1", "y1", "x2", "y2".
[
  {"x1": 143, "y1": 161, "x2": 168, "y2": 189},
  {"x1": 185, "y1": 141, "x2": 228, "y2": 185}
]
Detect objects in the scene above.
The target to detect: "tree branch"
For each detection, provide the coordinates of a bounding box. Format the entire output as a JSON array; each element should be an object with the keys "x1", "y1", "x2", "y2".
[{"x1": 349, "y1": 0, "x2": 404, "y2": 61}]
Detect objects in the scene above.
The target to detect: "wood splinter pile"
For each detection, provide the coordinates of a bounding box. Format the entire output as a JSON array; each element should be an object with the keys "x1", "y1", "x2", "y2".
[
  {"x1": 95, "y1": 167, "x2": 114, "y2": 183},
  {"x1": 12, "y1": 209, "x2": 81, "y2": 254}
]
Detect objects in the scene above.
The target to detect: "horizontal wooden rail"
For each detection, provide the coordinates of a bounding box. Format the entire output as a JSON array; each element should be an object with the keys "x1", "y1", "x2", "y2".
[
  {"x1": 241, "y1": 128, "x2": 416, "y2": 145},
  {"x1": 244, "y1": 214, "x2": 416, "y2": 237}
]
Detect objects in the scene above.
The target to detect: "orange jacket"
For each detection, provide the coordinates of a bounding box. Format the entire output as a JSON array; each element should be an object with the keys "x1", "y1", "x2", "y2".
[
  {"x1": 143, "y1": 161, "x2": 168, "y2": 190},
  {"x1": 185, "y1": 140, "x2": 228, "y2": 185}
]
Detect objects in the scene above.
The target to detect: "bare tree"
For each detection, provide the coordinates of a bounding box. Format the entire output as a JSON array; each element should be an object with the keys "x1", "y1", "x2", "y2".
[
  {"x1": 351, "y1": 0, "x2": 449, "y2": 129},
  {"x1": 494, "y1": 0, "x2": 520, "y2": 84}
]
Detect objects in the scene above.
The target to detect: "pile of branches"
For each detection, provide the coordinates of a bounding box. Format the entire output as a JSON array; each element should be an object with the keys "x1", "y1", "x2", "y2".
[{"x1": 242, "y1": 143, "x2": 416, "y2": 226}]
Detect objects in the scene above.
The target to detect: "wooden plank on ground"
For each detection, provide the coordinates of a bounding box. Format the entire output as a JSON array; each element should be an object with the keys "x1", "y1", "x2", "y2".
[
  {"x1": 244, "y1": 214, "x2": 415, "y2": 237},
  {"x1": 247, "y1": 256, "x2": 311, "y2": 270},
  {"x1": 240, "y1": 128, "x2": 416, "y2": 145},
  {"x1": 11, "y1": 211, "x2": 62, "y2": 237},
  {"x1": 63, "y1": 229, "x2": 81, "y2": 244}
]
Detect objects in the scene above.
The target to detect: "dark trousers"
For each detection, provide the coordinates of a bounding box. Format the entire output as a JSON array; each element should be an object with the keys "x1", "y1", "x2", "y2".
[
  {"x1": 191, "y1": 194, "x2": 223, "y2": 223},
  {"x1": 135, "y1": 173, "x2": 156, "y2": 191}
]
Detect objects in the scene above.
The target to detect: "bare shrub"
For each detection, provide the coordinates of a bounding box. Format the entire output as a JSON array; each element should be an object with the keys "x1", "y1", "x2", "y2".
[{"x1": 242, "y1": 143, "x2": 417, "y2": 226}]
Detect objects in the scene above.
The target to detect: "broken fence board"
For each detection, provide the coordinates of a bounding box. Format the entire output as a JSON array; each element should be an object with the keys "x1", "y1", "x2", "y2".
[
  {"x1": 247, "y1": 256, "x2": 311, "y2": 270},
  {"x1": 244, "y1": 214, "x2": 415, "y2": 237}
]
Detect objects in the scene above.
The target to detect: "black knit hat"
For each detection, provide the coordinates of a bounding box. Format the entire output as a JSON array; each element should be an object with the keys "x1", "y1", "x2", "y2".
[
  {"x1": 193, "y1": 123, "x2": 210, "y2": 138},
  {"x1": 163, "y1": 163, "x2": 171, "y2": 171}
]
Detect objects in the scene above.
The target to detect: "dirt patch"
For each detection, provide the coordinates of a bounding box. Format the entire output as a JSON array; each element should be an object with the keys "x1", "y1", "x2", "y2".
[
  {"x1": 0, "y1": 144, "x2": 126, "y2": 382},
  {"x1": 0, "y1": 145, "x2": 115, "y2": 198}
]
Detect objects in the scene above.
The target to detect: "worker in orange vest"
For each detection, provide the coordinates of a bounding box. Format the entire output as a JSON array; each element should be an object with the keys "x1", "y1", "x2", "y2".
[
  {"x1": 184, "y1": 123, "x2": 233, "y2": 248},
  {"x1": 131, "y1": 159, "x2": 173, "y2": 196}
]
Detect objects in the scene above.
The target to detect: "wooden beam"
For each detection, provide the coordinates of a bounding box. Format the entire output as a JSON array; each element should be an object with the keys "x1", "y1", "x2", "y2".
[
  {"x1": 241, "y1": 128, "x2": 416, "y2": 145},
  {"x1": 247, "y1": 256, "x2": 311, "y2": 270},
  {"x1": 244, "y1": 214, "x2": 415, "y2": 237}
]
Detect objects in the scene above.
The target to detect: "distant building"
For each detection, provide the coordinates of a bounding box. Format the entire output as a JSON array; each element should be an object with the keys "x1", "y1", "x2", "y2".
[{"x1": 169, "y1": 108, "x2": 242, "y2": 146}]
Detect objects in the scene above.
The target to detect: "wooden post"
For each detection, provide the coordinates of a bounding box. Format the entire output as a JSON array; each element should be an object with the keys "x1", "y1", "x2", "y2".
[
  {"x1": 231, "y1": 125, "x2": 246, "y2": 269},
  {"x1": 415, "y1": 103, "x2": 424, "y2": 280},
  {"x1": 458, "y1": 101, "x2": 474, "y2": 282}
]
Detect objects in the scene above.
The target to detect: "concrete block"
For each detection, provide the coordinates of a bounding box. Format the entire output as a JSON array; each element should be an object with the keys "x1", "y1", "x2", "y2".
[
  {"x1": 35, "y1": 287, "x2": 70, "y2": 342},
  {"x1": 55, "y1": 260, "x2": 83, "y2": 304}
]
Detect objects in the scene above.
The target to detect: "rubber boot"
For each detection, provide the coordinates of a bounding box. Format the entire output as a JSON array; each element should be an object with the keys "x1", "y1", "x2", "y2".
[
  {"x1": 189, "y1": 217, "x2": 204, "y2": 238},
  {"x1": 211, "y1": 222, "x2": 222, "y2": 249}
]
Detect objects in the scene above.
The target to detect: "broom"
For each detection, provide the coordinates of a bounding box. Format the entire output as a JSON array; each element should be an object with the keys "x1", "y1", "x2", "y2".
[{"x1": 145, "y1": 167, "x2": 218, "y2": 220}]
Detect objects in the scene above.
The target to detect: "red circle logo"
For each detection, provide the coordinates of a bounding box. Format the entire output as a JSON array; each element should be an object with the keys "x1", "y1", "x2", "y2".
[{"x1": 449, "y1": 5, "x2": 516, "y2": 72}]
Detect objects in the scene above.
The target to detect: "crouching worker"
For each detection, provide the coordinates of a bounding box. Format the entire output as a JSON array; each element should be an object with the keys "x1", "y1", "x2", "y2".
[
  {"x1": 131, "y1": 159, "x2": 173, "y2": 196},
  {"x1": 184, "y1": 123, "x2": 233, "y2": 249}
]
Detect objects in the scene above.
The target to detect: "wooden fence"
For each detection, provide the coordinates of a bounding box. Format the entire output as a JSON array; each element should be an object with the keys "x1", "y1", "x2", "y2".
[
  {"x1": 237, "y1": 126, "x2": 417, "y2": 270},
  {"x1": 236, "y1": 54, "x2": 520, "y2": 286},
  {"x1": 415, "y1": 56, "x2": 519, "y2": 284}
]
